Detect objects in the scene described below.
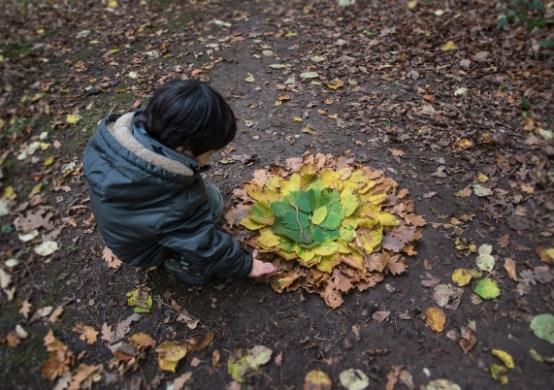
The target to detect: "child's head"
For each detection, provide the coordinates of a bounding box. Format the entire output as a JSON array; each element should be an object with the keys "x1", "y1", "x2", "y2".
[{"x1": 141, "y1": 79, "x2": 237, "y2": 158}]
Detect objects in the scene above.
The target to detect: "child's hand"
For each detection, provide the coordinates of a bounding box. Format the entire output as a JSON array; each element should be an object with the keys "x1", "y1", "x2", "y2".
[{"x1": 248, "y1": 249, "x2": 276, "y2": 277}]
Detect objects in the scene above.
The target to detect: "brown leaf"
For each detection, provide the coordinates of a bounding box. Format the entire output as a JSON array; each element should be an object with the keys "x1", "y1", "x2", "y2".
[
  {"x1": 186, "y1": 331, "x2": 214, "y2": 352},
  {"x1": 48, "y1": 305, "x2": 64, "y2": 323},
  {"x1": 387, "y1": 254, "x2": 408, "y2": 275},
  {"x1": 365, "y1": 253, "x2": 388, "y2": 272},
  {"x1": 372, "y1": 311, "x2": 391, "y2": 322},
  {"x1": 322, "y1": 284, "x2": 344, "y2": 309},
  {"x1": 503, "y1": 258, "x2": 517, "y2": 281},
  {"x1": 458, "y1": 327, "x2": 476, "y2": 353},
  {"x1": 389, "y1": 148, "x2": 405, "y2": 157},
  {"x1": 67, "y1": 364, "x2": 102, "y2": 390},
  {"x1": 72, "y1": 321, "x2": 98, "y2": 345}
]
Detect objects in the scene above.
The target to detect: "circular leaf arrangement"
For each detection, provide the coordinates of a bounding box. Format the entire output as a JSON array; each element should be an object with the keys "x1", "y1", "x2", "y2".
[{"x1": 225, "y1": 152, "x2": 426, "y2": 308}]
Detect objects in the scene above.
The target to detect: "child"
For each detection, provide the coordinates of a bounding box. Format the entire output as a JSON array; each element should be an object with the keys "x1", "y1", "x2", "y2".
[{"x1": 83, "y1": 79, "x2": 275, "y2": 284}]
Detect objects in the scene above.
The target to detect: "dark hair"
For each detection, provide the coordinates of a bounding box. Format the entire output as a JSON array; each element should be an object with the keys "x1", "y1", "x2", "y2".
[{"x1": 139, "y1": 79, "x2": 237, "y2": 156}]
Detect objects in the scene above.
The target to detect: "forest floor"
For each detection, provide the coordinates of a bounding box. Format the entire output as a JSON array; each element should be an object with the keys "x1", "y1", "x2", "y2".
[{"x1": 1, "y1": 0, "x2": 553, "y2": 389}]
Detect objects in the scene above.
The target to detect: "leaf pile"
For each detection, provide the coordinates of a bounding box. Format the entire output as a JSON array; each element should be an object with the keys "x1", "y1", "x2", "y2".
[{"x1": 226, "y1": 152, "x2": 425, "y2": 308}]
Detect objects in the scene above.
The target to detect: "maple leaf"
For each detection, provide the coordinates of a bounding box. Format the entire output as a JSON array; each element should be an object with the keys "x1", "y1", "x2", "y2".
[
  {"x1": 382, "y1": 225, "x2": 419, "y2": 253},
  {"x1": 387, "y1": 254, "x2": 408, "y2": 275},
  {"x1": 72, "y1": 321, "x2": 99, "y2": 344},
  {"x1": 67, "y1": 364, "x2": 102, "y2": 390},
  {"x1": 102, "y1": 247, "x2": 123, "y2": 269},
  {"x1": 40, "y1": 329, "x2": 75, "y2": 381}
]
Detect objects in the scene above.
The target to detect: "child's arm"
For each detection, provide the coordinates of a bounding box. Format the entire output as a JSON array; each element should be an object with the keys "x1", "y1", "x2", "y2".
[{"x1": 248, "y1": 249, "x2": 276, "y2": 277}]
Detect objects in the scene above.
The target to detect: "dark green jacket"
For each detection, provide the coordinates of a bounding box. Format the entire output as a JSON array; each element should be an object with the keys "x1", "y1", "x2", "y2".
[{"x1": 83, "y1": 112, "x2": 253, "y2": 278}]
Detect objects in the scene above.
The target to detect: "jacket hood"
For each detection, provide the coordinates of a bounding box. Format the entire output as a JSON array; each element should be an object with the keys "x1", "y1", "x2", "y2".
[{"x1": 106, "y1": 112, "x2": 198, "y2": 178}]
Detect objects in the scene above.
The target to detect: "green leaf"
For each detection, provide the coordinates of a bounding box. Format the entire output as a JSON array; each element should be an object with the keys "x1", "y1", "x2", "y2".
[
  {"x1": 473, "y1": 278, "x2": 500, "y2": 299},
  {"x1": 530, "y1": 313, "x2": 554, "y2": 344},
  {"x1": 227, "y1": 345, "x2": 272, "y2": 383},
  {"x1": 490, "y1": 364, "x2": 509, "y2": 384}
]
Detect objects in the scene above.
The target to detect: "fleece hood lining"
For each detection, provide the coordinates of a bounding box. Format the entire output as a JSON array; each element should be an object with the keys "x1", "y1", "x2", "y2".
[{"x1": 107, "y1": 113, "x2": 195, "y2": 177}]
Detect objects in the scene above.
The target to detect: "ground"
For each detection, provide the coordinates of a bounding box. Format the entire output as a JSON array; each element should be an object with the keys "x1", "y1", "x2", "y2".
[{"x1": 1, "y1": 0, "x2": 553, "y2": 389}]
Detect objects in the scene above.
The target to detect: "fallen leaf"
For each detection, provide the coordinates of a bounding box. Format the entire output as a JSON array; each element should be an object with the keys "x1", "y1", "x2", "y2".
[
  {"x1": 34, "y1": 240, "x2": 59, "y2": 256},
  {"x1": 442, "y1": 40, "x2": 457, "y2": 51},
  {"x1": 472, "y1": 184, "x2": 493, "y2": 197},
  {"x1": 490, "y1": 363, "x2": 509, "y2": 384},
  {"x1": 72, "y1": 322, "x2": 99, "y2": 345},
  {"x1": 530, "y1": 313, "x2": 554, "y2": 344},
  {"x1": 458, "y1": 327, "x2": 476, "y2": 353},
  {"x1": 473, "y1": 278, "x2": 500, "y2": 299},
  {"x1": 452, "y1": 268, "x2": 472, "y2": 286},
  {"x1": 503, "y1": 258, "x2": 517, "y2": 281},
  {"x1": 304, "y1": 369, "x2": 332, "y2": 390},
  {"x1": 227, "y1": 345, "x2": 273, "y2": 383},
  {"x1": 426, "y1": 379, "x2": 461, "y2": 390},
  {"x1": 492, "y1": 349, "x2": 515, "y2": 369},
  {"x1": 475, "y1": 244, "x2": 495, "y2": 272},
  {"x1": 425, "y1": 306, "x2": 446, "y2": 332},
  {"x1": 339, "y1": 368, "x2": 370, "y2": 390},
  {"x1": 126, "y1": 288, "x2": 152, "y2": 313},
  {"x1": 156, "y1": 341, "x2": 188, "y2": 372},
  {"x1": 372, "y1": 311, "x2": 391, "y2": 323}
]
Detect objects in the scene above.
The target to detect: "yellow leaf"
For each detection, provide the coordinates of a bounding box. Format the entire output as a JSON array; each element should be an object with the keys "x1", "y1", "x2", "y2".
[
  {"x1": 30, "y1": 183, "x2": 43, "y2": 197},
  {"x1": 357, "y1": 228, "x2": 383, "y2": 253},
  {"x1": 241, "y1": 217, "x2": 264, "y2": 230},
  {"x1": 492, "y1": 349, "x2": 515, "y2": 369},
  {"x1": 107, "y1": 0, "x2": 118, "y2": 7},
  {"x1": 312, "y1": 206, "x2": 328, "y2": 225},
  {"x1": 293, "y1": 116, "x2": 302, "y2": 122},
  {"x1": 66, "y1": 114, "x2": 80, "y2": 124},
  {"x1": 376, "y1": 213, "x2": 399, "y2": 226},
  {"x1": 452, "y1": 268, "x2": 472, "y2": 286},
  {"x1": 304, "y1": 370, "x2": 332, "y2": 389},
  {"x1": 319, "y1": 170, "x2": 341, "y2": 189},
  {"x1": 477, "y1": 173, "x2": 488, "y2": 183},
  {"x1": 44, "y1": 156, "x2": 55, "y2": 166},
  {"x1": 258, "y1": 228, "x2": 281, "y2": 248},
  {"x1": 442, "y1": 40, "x2": 457, "y2": 51},
  {"x1": 296, "y1": 246, "x2": 317, "y2": 263},
  {"x1": 425, "y1": 306, "x2": 446, "y2": 332},
  {"x1": 280, "y1": 173, "x2": 302, "y2": 195},
  {"x1": 367, "y1": 193, "x2": 388, "y2": 205},
  {"x1": 3, "y1": 186, "x2": 17, "y2": 201},
  {"x1": 490, "y1": 364, "x2": 509, "y2": 384},
  {"x1": 324, "y1": 78, "x2": 344, "y2": 90},
  {"x1": 302, "y1": 124, "x2": 318, "y2": 135},
  {"x1": 106, "y1": 48, "x2": 120, "y2": 55},
  {"x1": 340, "y1": 188, "x2": 359, "y2": 217},
  {"x1": 156, "y1": 341, "x2": 187, "y2": 372},
  {"x1": 313, "y1": 242, "x2": 340, "y2": 256},
  {"x1": 457, "y1": 138, "x2": 473, "y2": 148},
  {"x1": 407, "y1": 0, "x2": 418, "y2": 9}
]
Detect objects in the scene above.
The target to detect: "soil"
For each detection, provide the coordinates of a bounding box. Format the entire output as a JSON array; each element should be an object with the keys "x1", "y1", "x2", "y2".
[{"x1": 1, "y1": 0, "x2": 553, "y2": 389}]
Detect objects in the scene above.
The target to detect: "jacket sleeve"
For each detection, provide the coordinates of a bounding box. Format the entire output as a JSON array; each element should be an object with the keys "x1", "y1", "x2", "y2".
[{"x1": 156, "y1": 188, "x2": 253, "y2": 279}]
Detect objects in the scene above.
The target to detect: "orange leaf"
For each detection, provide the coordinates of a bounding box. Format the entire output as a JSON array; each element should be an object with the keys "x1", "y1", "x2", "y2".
[{"x1": 425, "y1": 306, "x2": 446, "y2": 332}]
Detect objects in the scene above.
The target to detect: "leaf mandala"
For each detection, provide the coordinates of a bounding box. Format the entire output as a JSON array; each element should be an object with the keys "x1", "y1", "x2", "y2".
[{"x1": 225, "y1": 152, "x2": 426, "y2": 308}]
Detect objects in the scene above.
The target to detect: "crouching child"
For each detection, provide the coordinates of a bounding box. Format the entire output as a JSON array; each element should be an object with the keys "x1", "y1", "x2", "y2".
[{"x1": 83, "y1": 79, "x2": 275, "y2": 284}]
